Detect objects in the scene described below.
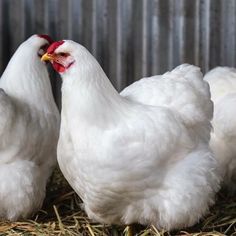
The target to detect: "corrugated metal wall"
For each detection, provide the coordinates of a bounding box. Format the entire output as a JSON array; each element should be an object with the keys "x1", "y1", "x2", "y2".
[{"x1": 0, "y1": 0, "x2": 235, "y2": 105}]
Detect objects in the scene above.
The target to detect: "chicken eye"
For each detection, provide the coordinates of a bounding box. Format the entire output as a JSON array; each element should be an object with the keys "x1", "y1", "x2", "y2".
[
  {"x1": 38, "y1": 44, "x2": 49, "y2": 57},
  {"x1": 38, "y1": 48, "x2": 45, "y2": 56},
  {"x1": 38, "y1": 48, "x2": 46, "y2": 57},
  {"x1": 58, "y1": 53, "x2": 68, "y2": 57}
]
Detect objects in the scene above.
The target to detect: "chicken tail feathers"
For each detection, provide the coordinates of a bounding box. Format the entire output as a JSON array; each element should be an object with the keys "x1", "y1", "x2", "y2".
[{"x1": 164, "y1": 64, "x2": 213, "y2": 136}]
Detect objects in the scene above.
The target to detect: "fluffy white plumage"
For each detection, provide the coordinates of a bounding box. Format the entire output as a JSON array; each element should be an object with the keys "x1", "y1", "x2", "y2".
[
  {"x1": 204, "y1": 67, "x2": 236, "y2": 191},
  {"x1": 0, "y1": 35, "x2": 60, "y2": 220},
  {"x1": 50, "y1": 40, "x2": 220, "y2": 230}
]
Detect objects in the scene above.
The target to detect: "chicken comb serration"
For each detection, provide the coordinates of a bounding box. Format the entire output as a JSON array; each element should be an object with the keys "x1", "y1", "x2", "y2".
[
  {"x1": 37, "y1": 34, "x2": 54, "y2": 44},
  {"x1": 47, "y1": 41, "x2": 65, "y2": 54}
]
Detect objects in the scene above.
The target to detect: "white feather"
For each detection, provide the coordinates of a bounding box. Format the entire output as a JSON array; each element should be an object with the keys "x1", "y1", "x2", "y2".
[
  {"x1": 0, "y1": 35, "x2": 60, "y2": 220},
  {"x1": 55, "y1": 41, "x2": 220, "y2": 230},
  {"x1": 204, "y1": 67, "x2": 236, "y2": 191}
]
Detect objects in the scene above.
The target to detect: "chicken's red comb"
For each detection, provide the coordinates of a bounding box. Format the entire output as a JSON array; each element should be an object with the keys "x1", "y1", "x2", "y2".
[
  {"x1": 38, "y1": 34, "x2": 54, "y2": 44},
  {"x1": 47, "y1": 41, "x2": 65, "y2": 54}
]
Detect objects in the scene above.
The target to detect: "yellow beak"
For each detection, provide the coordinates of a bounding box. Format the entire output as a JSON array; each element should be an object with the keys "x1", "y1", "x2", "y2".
[{"x1": 41, "y1": 53, "x2": 54, "y2": 62}]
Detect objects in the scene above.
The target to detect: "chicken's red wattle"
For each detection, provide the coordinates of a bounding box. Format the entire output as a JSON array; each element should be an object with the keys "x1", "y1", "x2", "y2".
[{"x1": 52, "y1": 62, "x2": 66, "y2": 73}]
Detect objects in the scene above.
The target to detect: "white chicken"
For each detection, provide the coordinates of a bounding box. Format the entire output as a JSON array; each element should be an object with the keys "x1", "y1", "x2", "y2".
[
  {"x1": 0, "y1": 35, "x2": 60, "y2": 220},
  {"x1": 204, "y1": 67, "x2": 236, "y2": 192},
  {"x1": 42, "y1": 40, "x2": 220, "y2": 230}
]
